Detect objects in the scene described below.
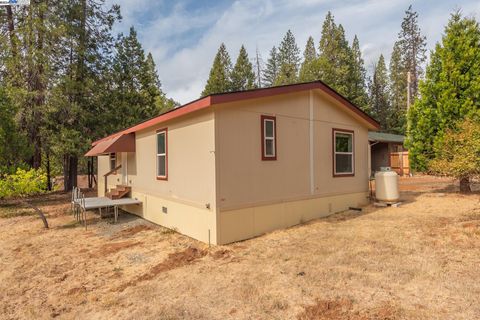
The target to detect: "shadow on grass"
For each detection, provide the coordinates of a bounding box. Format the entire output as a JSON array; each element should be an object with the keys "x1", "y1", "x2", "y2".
[{"x1": 0, "y1": 208, "x2": 36, "y2": 219}]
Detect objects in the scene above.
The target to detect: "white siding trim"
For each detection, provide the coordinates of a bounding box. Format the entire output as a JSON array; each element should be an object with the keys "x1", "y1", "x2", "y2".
[{"x1": 309, "y1": 90, "x2": 314, "y2": 194}]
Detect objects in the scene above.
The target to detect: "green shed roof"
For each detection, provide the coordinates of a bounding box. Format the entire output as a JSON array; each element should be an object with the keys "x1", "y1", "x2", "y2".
[{"x1": 368, "y1": 132, "x2": 405, "y2": 143}]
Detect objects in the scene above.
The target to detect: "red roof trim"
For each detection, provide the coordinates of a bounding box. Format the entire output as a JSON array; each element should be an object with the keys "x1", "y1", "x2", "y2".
[
  {"x1": 93, "y1": 96, "x2": 211, "y2": 146},
  {"x1": 92, "y1": 81, "x2": 379, "y2": 146}
]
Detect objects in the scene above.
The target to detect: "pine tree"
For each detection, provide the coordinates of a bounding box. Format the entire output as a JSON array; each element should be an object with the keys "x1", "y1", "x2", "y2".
[
  {"x1": 369, "y1": 55, "x2": 390, "y2": 129},
  {"x1": 47, "y1": 0, "x2": 121, "y2": 190},
  {"x1": 145, "y1": 53, "x2": 177, "y2": 113},
  {"x1": 275, "y1": 30, "x2": 300, "y2": 85},
  {"x1": 398, "y1": 5, "x2": 427, "y2": 102},
  {"x1": 253, "y1": 47, "x2": 263, "y2": 88},
  {"x1": 262, "y1": 46, "x2": 280, "y2": 87},
  {"x1": 388, "y1": 42, "x2": 407, "y2": 133},
  {"x1": 299, "y1": 36, "x2": 317, "y2": 82},
  {"x1": 0, "y1": 1, "x2": 176, "y2": 190},
  {"x1": 0, "y1": 86, "x2": 29, "y2": 168},
  {"x1": 231, "y1": 45, "x2": 256, "y2": 91},
  {"x1": 109, "y1": 27, "x2": 169, "y2": 129},
  {"x1": 202, "y1": 43, "x2": 232, "y2": 96},
  {"x1": 347, "y1": 35, "x2": 368, "y2": 111},
  {"x1": 406, "y1": 12, "x2": 480, "y2": 172},
  {"x1": 1, "y1": 1, "x2": 54, "y2": 169},
  {"x1": 316, "y1": 12, "x2": 352, "y2": 96}
]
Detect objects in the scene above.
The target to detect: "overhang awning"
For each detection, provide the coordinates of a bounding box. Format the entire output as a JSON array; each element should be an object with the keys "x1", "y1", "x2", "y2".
[
  {"x1": 368, "y1": 132, "x2": 405, "y2": 144},
  {"x1": 85, "y1": 133, "x2": 135, "y2": 156}
]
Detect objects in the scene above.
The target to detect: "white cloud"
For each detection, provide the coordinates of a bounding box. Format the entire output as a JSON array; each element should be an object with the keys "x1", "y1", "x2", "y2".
[{"x1": 108, "y1": 0, "x2": 480, "y2": 104}]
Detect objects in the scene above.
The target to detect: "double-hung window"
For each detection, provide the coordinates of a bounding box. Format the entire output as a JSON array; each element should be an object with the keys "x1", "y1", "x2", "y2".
[
  {"x1": 333, "y1": 129, "x2": 354, "y2": 176},
  {"x1": 109, "y1": 153, "x2": 116, "y2": 171},
  {"x1": 261, "y1": 115, "x2": 277, "y2": 160},
  {"x1": 156, "y1": 129, "x2": 168, "y2": 180}
]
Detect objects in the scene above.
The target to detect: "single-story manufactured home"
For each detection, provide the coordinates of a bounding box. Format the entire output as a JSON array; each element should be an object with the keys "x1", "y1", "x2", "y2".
[
  {"x1": 368, "y1": 132, "x2": 409, "y2": 176},
  {"x1": 85, "y1": 81, "x2": 380, "y2": 245}
]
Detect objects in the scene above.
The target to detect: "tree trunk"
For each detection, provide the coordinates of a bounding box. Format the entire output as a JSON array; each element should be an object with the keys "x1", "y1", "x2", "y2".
[
  {"x1": 32, "y1": 1, "x2": 46, "y2": 169},
  {"x1": 46, "y1": 150, "x2": 52, "y2": 191},
  {"x1": 32, "y1": 135, "x2": 42, "y2": 169},
  {"x1": 69, "y1": 155, "x2": 78, "y2": 191},
  {"x1": 6, "y1": 5, "x2": 17, "y2": 57},
  {"x1": 459, "y1": 177, "x2": 471, "y2": 193},
  {"x1": 63, "y1": 154, "x2": 78, "y2": 192},
  {"x1": 88, "y1": 157, "x2": 96, "y2": 189}
]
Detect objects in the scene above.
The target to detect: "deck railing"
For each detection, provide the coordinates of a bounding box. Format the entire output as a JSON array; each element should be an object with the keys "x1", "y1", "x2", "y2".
[{"x1": 103, "y1": 164, "x2": 122, "y2": 194}]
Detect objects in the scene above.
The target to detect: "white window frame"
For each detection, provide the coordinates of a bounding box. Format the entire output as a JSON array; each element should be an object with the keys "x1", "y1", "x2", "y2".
[
  {"x1": 333, "y1": 129, "x2": 354, "y2": 176},
  {"x1": 109, "y1": 153, "x2": 116, "y2": 171},
  {"x1": 262, "y1": 116, "x2": 277, "y2": 160},
  {"x1": 156, "y1": 129, "x2": 167, "y2": 180}
]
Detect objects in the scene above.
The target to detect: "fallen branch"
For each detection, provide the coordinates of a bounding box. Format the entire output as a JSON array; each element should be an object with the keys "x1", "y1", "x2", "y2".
[{"x1": 21, "y1": 201, "x2": 49, "y2": 229}]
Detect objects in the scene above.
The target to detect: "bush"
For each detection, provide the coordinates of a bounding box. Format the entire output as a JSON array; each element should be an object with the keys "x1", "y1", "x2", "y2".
[
  {"x1": 0, "y1": 168, "x2": 48, "y2": 199},
  {"x1": 429, "y1": 119, "x2": 480, "y2": 192}
]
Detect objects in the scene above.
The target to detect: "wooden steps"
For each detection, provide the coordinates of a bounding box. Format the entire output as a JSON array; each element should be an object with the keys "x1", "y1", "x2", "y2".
[{"x1": 106, "y1": 185, "x2": 131, "y2": 200}]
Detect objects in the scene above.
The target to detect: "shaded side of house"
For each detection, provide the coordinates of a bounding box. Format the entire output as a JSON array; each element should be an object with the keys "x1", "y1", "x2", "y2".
[{"x1": 369, "y1": 132, "x2": 409, "y2": 176}]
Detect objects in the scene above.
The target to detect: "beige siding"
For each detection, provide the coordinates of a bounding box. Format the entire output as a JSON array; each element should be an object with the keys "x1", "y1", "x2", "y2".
[
  {"x1": 98, "y1": 109, "x2": 218, "y2": 244},
  {"x1": 96, "y1": 89, "x2": 372, "y2": 245},
  {"x1": 215, "y1": 89, "x2": 369, "y2": 244},
  {"x1": 215, "y1": 89, "x2": 369, "y2": 211},
  {"x1": 219, "y1": 192, "x2": 367, "y2": 244},
  {"x1": 311, "y1": 90, "x2": 370, "y2": 196}
]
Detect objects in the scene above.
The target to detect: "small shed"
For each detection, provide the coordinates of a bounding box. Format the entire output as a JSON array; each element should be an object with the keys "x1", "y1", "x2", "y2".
[{"x1": 369, "y1": 132, "x2": 409, "y2": 176}]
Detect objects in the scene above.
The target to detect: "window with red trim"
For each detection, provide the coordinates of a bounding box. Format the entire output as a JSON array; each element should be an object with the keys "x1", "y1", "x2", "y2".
[
  {"x1": 261, "y1": 115, "x2": 277, "y2": 160},
  {"x1": 156, "y1": 129, "x2": 168, "y2": 180}
]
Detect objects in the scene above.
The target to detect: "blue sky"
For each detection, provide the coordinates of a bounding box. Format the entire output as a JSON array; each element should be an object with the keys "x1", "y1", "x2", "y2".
[{"x1": 106, "y1": 0, "x2": 480, "y2": 104}]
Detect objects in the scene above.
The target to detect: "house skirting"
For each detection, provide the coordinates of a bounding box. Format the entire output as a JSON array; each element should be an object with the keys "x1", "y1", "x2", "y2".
[
  {"x1": 103, "y1": 187, "x2": 217, "y2": 245},
  {"x1": 99, "y1": 184, "x2": 367, "y2": 245},
  {"x1": 217, "y1": 192, "x2": 369, "y2": 244}
]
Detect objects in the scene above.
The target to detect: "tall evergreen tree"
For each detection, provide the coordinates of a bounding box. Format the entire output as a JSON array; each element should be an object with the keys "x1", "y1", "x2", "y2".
[
  {"x1": 0, "y1": 1, "x2": 175, "y2": 190},
  {"x1": 202, "y1": 43, "x2": 232, "y2": 96},
  {"x1": 0, "y1": 86, "x2": 29, "y2": 168},
  {"x1": 47, "y1": 0, "x2": 121, "y2": 190},
  {"x1": 388, "y1": 42, "x2": 407, "y2": 133},
  {"x1": 275, "y1": 29, "x2": 300, "y2": 85},
  {"x1": 299, "y1": 36, "x2": 317, "y2": 82},
  {"x1": 406, "y1": 12, "x2": 480, "y2": 172},
  {"x1": 316, "y1": 12, "x2": 352, "y2": 96},
  {"x1": 347, "y1": 35, "x2": 368, "y2": 111},
  {"x1": 253, "y1": 47, "x2": 263, "y2": 88},
  {"x1": 230, "y1": 45, "x2": 256, "y2": 91},
  {"x1": 369, "y1": 55, "x2": 390, "y2": 129},
  {"x1": 109, "y1": 27, "x2": 170, "y2": 130},
  {"x1": 262, "y1": 46, "x2": 280, "y2": 87},
  {"x1": 397, "y1": 5, "x2": 427, "y2": 103},
  {"x1": 1, "y1": 1, "x2": 55, "y2": 169}
]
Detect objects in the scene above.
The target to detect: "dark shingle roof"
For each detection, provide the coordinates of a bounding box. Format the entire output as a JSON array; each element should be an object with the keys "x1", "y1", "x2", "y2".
[{"x1": 368, "y1": 132, "x2": 405, "y2": 143}]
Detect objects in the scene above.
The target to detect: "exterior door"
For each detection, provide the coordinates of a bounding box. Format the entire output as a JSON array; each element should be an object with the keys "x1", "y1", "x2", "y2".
[{"x1": 121, "y1": 152, "x2": 128, "y2": 185}]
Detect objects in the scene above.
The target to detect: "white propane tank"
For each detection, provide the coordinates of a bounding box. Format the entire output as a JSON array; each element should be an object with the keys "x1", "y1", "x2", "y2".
[{"x1": 375, "y1": 171, "x2": 399, "y2": 202}]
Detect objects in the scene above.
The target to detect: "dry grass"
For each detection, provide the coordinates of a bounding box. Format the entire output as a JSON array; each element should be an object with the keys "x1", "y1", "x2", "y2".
[{"x1": 0, "y1": 176, "x2": 479, "y2": 319}]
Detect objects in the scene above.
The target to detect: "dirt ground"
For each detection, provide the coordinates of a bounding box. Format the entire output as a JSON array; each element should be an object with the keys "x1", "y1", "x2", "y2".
[{"x1": 0, "y1": 176, "x2": 479, "y2": 319}]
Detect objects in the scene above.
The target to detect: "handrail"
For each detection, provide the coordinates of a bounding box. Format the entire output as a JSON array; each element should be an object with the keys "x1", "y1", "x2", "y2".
[{"x1": 104, "y1": 164, "x2": 122, "y2": 194}]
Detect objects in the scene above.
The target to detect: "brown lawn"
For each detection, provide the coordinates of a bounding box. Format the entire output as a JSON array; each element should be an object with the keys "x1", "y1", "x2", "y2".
[{"x1": 0, "y1": 176, "x2": 479, "y2": 319}]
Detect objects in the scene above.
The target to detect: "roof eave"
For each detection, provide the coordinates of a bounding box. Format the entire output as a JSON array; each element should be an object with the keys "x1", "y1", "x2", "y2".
[{"x1": 91, "y1": 81, "x2": 380, "y2": 146}]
